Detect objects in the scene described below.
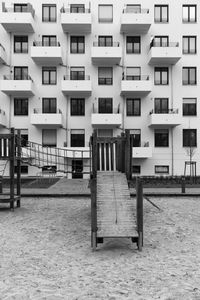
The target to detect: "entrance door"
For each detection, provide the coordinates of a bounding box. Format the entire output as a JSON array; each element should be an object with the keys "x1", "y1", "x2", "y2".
[{"x1": 72, "y1": 159, "x2": 83, "y2": 178}]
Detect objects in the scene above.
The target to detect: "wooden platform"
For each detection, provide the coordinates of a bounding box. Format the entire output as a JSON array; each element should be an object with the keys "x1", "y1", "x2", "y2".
[{"x1": 96, "y1": 171, "x2": 138, "y2": 238}]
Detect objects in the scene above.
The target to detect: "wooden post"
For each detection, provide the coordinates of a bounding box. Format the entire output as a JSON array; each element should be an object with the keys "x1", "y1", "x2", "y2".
[
  {"x1": 136, "y1": 177, "x2": 143, "y2": 251},
  {"x1": 9, "y1": 128, "x2": 15, "y2": 210},
  {"x1": 17, "y1": 130, "x2": 21, "y2": 207},
  {"x1": 181, "y1": 176, "x2": 185, "y2": 194}
]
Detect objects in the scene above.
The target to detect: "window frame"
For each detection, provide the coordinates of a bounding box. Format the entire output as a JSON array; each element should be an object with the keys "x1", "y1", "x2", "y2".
[
  {"x1": 14, "y1": 66, "x2": 28, "y2": 80},
  {"x1": 126, "y1": 98, "x2": 141, "y2": 116},
  {"x1": 14, "y1": 36, "x2": 28, "y2": 53},
  {"x1": 70, "y1": 36, "x2": 85, "y2": 54},
  {"x1": 155, "y1": 166, "x2": 169, "y2": 174},
  {"x1": 182, "y1": 36, "x2": 197, "y2": 54},
  {"x1": 182, "y1": 67, "x2": 197, "y2": 85},
  {"x1": 98, "y1": 67, "x2": 113, "y2": 85},
  {"x1": 70, "y1": 130, "x2": 85, "y2": 147},
  {"x1": 42, "y1": 98, "x2": 57, "y2": 114},
  {"x1": 98, "y1": 98, "x2": 113, "y2": 114},
  {"x1": 183, "y1": 129, "x2": 197, "y2": 147},
  {"x1": 154, "y1": 5, "x2": 169, "y2": 23},
  {"x1": 154, "y1": 98, "x2": 169, "y2": 114},
  {"x1": 98, "y1": 4, "x2": 113, "y2": 23},
  {"x1": 126, "y1": 36, "x2": 141, "y2": 54},
  {"x1": 42, "y1": 4, "x2": 57, "y2": 22},
  {"x1": 155, "y1": 129, "x2": 169, "y2": 147},
  {"x1": 70, "y1": 98, "x2": 85, "y2": 116},
  {"x1": 14, "y1": 98, "x2": 28, "y2": 116},
  {"x1": 42, "y1": 129, "x2": 57, "y2": 147},
  {"x1": 42, "y1": 67, "x2": 57, "y2": 85},
  {"x1": 154, "y1": 67, "x2": 169, "y2": 85},
  {"x1": 182, "y1": 5, "x2": 197, "y2": 23},
  {"x1": 182, "y1": 98, "x2": 197, "y2": 116}
]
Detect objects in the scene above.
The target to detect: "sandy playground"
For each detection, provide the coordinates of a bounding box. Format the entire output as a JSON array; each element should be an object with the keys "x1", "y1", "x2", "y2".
[{"x1": 0, "y1": 196, "x2": 200, "y2": 300}]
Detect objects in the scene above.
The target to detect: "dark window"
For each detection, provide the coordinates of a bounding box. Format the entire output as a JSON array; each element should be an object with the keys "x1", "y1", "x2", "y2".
[
  {"x1": 70, "y1": 67, "x2": 85, "y2": 80},
  {"x1": 183, "y1": 129, "x2": 197, "y2": 147},
  {"x1": 42, "y1": 98, "x2": 57, "y2": 113},
  {"x1": 70, "y1": 36, "x2": 85, "y2": 53},
  {"x1": 42, "y1": 129, "x2": 57, "y2": 147},
  {"x1": 182, "y1": 67, "x2": 196, "y2": 85},
  {"x1": 14, "y1": 36, "x2": 28, "y2": 53},
  {"x1": 21, "y1": 134, "x2": 29, "y2": 147},
  {"x1": 154, "y1": 98, "x2": 169, "y2": 113},
  {"x1": 155, "y1": 166, "x2": 169, "y2": 174},
  {"x1": 98, "y1": 5, "x2": 113, "y2": 23},
  {"x1": 42, "y1": 36, "x2": 57, "y2": 46},
  {"x1": 126, "y1": 36, "x2": 141, "y2": 54},
  {"x1": 98, "y1": 98, "x2": 113, "y2": 113},
  {"x1": 183, "y1": 5, "x2": 197, "y2": 23},
  {"x1": 70, "y1": 4, "x2": 85, "y2": 13},
  {"x1": 71, "y1": 99, "x2": 85, "y2": 116},
  {"x1": 154, "y1": 5, "x2": 169, "y2": 23},
  {"x1": 42, "y1": 67, "x2": 56, "y2": 85},
  {"x1": 154, "y1": 67, "x2": 169, "y2": 85},
  {"x1": 183, "y1": 36, "x2": 197, "y2": 54},
  {"x1": 42, "y1": 4, "x2": 56, "y2": 22},
  {"x1": 98, "y1": 36, "x2": 113, "y2": 47},
  {"x1": 132, "y1": 165, "x2": 141, "y2": 174},
  {"x1": 127, "y1": 99, "x2": 141, "y2": 116},
  {"x1": 71, "y1": 130, "x2": 85, "y2": 147},
  {"x1": 14, "y1": 98, "x2": 28, "y2": 116},
  {"x1": 14, "y1": 165, "x2": 28, "y2": 174},
  {"x1": 154, "y1": 36, "x2": 169, "y2": 47},
  {"x1": 14, "y1": 67, "x2": 28, "y2": 80},
  {"x1": 14, "y1": 4, "x2": 28, "y2": 12},
  {"x1": 98, "y1": 67, "x2": 113, "y2": 85},
  {"x1": 125, "y1": 67, "x2": 141, "y2": 80},
  {"x1": 130, "y1": 130, "x2": 141, "y2": 147},
  {"x1": 155, "y1": 129, "x2": 169, "y2": 147},
  {"x1": 183, "y1": 98, "x2": 197, "y2": 116},
  {"x1": 72, "y1": 160, "x2": 83, "y2": 179}
]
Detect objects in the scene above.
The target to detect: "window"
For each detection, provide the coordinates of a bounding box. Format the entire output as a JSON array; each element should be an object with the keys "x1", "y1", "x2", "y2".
[
  {"x1": 14, "y1": 67, "x2": 28, "y2": 80},
  {"x1": 20, "y1": 130, "x2": 29, "y2": 147},
  {"x1": 42, "y1": 98, "x2": 57, "y2": 113},
  {"x1": 183, "y1": 129, "x2": 197, "y2": 147},
  {"x1": 183, "y1": 5, "x2": 196, "y2": 23},
  {"x1": 98, "y1": 98, "x2": 113, "y2": 113},
  {"x1": 98, "y1": 5, "x2": 113, "y2": 23},
  {"x1": 42, "y1": 36, "x2": 57, "y2": 46},
  {"x1": 130, "y1": 129, "x2": 141, "y2": 147},
  {"x1": 125, "y1": 67, "x2": 141, "y2": 80},
  {"x1": 42, "y1": 4, "x2": 56, "y2": 22},
  {"x1": 70, "y1": 36, "x2": 85, "y2": 53},
  {"x1": 14, "y1": 36, "x2": 28, "y2": 53},
  {"x1": 126, "y1": 5, "x2": 141, "y2": 13},
  {"x1": 42, "y1": 67, "x2": 56, "y2": 85},
  {"x1": 155, "y1": 166, "x2": 169, "y2": 174},
  {"x1": 98, "y1": 36, "x2": 113, "y2": 47},
  {"x1": 14, "y1": 165, "x2": 28, "y2": 174},
  {"x1": 126, "y1": 99, "x2": 141, "y2": 116},
  {"x1": 182, "y1": 67, "x2": 196, "y2": 85},
  {"x1": 153, "y1": 36, "x2": 169, "y2": 47},
  {"x1": 154, "y1": 67, "x2": 169, "y2": 85},
  {"x1": 126, "y1": 36, "x2": 141, "y2": 54},
  {"x1": 14, "y1": 4, "x2": 28, "y2": 12},
  {"x1": 70, "y1": 67, "x2": 85, "y2": 80},
  {"x1": 42, "y1": 129, "x2": 57, "y2": 147},
  {"x1": 155, "y1": 129, "x2": 169, "y2": 147},
  {"x1": 71, "y1": 99, "x2": 85, "y2": 116},
  {"x1": 154, "y1": 98, "x2": 169, "y2": 114},
  {"x1": 14, "y1": 98, "x2": 28, "y2": 116},
  {"x1": 154, "y1": 5, "x2": 169, "y2": 23},
  {"x1": 183, "y1": 36, "x2": 197, "y2": 54},
  {"x1": 98, "y1": 67, "x2": 113, "y2": 85},
  {"x1": 183, "y1": 98, "x2": 197, "y2": 116},
  {"x1": 98, "y1": 129, "x2": 113, "y2": 137},
  {"x1": 71, "y1": 129, "x2": 85, "y2": 147},
  {"x1": 132, "y1": 165, "x2": 141, "y2": 174},
  {"x1": 70, "y1": 4, "x2": 85, "y2": 13}
]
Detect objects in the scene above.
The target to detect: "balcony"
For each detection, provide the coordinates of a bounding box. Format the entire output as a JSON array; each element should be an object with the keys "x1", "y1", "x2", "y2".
[
  {"x1": 0, "y1": 75, "x2": 34, "y2": 97},
  {"x1": 91, "y1": 42, "x2": 122, "y2": 65},
  {"x1": 61, "y1": 75, "x2": 92, "y2": 96},
  {"x1": 121, "y1": 75, "x2": 152, "y2": 96},
  {"x1": 61, "y1": 8, "x2": 91, "y2": 33},
  {"x1": 148, "y1": 109, "x2": 181, "y2": 128},
  {"x1": 0, "y1": 4, "x2": 35, "y2": 33},
  {"x1": 148, "y1": 42, "x2": 181, "y2": 65},
  {"x1": 121, "y1": 8, "x2": 151, "y2": 33},
  {"x1": 132, "y1": 142, "x2": 152, "y2": 158},
  {"x1": 91, "y1": 106, "x2": 122, "y2": 128},
  {"x1": 31, "y1": 109, "x2": 63, "y2": 128},
  {"x1": 0, "y1": 44, "x2": 7, "y2": 65},
  {"x1": 0, "y1": 109, "x2": 7, "y2": 128},
  {"x1": 31, "y1": 42, "x2": 63, "y2": 65}
]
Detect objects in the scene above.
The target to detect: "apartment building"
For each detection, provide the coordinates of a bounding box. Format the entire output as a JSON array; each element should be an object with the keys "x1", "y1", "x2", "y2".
[{"x1": 0, "y1": 0, "x2": 199, "y2": 178}]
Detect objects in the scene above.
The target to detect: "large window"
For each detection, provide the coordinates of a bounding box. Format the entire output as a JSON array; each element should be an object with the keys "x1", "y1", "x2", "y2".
[
  {"x1": 14, "y1": 36, "x2": 28, "y2": 53},
  {"x1": 125, "y1": 67, "x2": 141, "y2": 80},
  {"x1": 154, "y1": 5, "x2": 169, "y2": 23},
  {"x1": 98, "y1": 36, "x2": 113, "y2": 47},
  {"x1": 98, "y1": 67, "x2": 113, "y2": 85},
  {"x1": 154, "y1": 67, "x2": 169, "y2": 85},
  {"x1": 71, "y1": 99, "x2": 85, "y2": 116},
  {"x1": 183, "y1": 36, "x2": 197, "y2": 54},
  {"x1": 182, "y1": 67, "x2": 196, "y2": 85},
  {"x1": 126, "y1": 36, "x2": 141, "y2": 54},
  {"x1": 42, "y1": 4, "x2": 56, "y2": 22},
  {"x1": 14, "y1": 67, "x2": 28, "y2": 80},
  {"x1": 70, "y1": 4, "x2": 85, "y2": 13},
  {"x1": 70, "y1": 67, "x2": 85, "y2": 80},
  {"x1": 42, "y1": 98, "x2": 57, "y2": 113},
  {"x1": 42, "y1": 67, "x2": 56, "y2": 85},
  {"x1": 130, "y1": 129, "x2": 141, "y2": 147},
  {"x1": 14, "y1": 4, "x2": 27, "y2": 12},
  {"x1": 155, "y1": 129, "x2": 169, "y2": 147},
  {"x1": 42, "y1": 36, "x2": 57, "y2": 46},
  {"x1": 155, "y1": 166, "x2": 169, "y2": 174},
  {"x1": 70, "y1": 36, "x2": 85, "y2": 53},
  {"x1": 98, "y1": 5, "x2": 113, "y2": 23},
  {"x1": 183, "y1": 98, "x2": 197, "y2": 116},
  {"x1": 154, "y1": 98, "x2": 169, "y2": 114},
  {"x1": 14, "y1": 98, "x2": 28, "y2": 116},
  {"x1": 153, "y1": 36, "x2": 169, "y2": 47},
  {"x1": 98, "y1": 98, "x2": 113, "y2": 113},
  {"x1": 183, "y1": 129, "x2": 197, "y2": 147},
  {"x1": 71, "y1": 130, "x2": 85, "y2": 147},
  {"x1": 182, "y1": 5, "x2": 196, "y2": 23},
  {"x1": 42, "y1": 129, "x2": 57, "y2": 147},
  {"x1": 126, "y1": 99, "x2": 141, "y2": 116}
]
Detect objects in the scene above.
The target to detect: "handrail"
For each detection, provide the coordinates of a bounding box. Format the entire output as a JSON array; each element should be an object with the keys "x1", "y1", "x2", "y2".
[
  {"x1": 123, "y1": 8, "x2": 149, "y2": 14},
  {"x1": 122, "y1": 75, "x2": 149, "y2": 81},
  {"x1": 3, "y1": 75, "x2": 33, "y2": 81},
  {"x1": 63, "y1": 75, "x2": 90, "y2": 80},
  {"x1": 2, "y1": 4, "x2": 35, "y2": 17},
  {"x1": 33, "y1": 108, "x2": 62, "y2": 114},
  {"x1": 149, "y1": 109, "x2": 179, "y2": 114},
  {"x1": 93, "y1": 42, "x2": 120, "y2": 47},
  {"x1": 150, "y1": 40, "x2": 179, "y2": 49},
  {"x1": 92, "y1": 105, "x2": 120, "y2": 114},
  {"x1": 33, "y1": 41, "x2": 60, "y2": 47},
  {"x1": 60, "y1": 7, "x2": 90, "y2": 13}
]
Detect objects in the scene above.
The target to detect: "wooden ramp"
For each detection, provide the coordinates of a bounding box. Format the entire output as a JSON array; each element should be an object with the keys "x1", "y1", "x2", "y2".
[{"x1": 96, "y1": 171, "x2": 138, "y2": 239}]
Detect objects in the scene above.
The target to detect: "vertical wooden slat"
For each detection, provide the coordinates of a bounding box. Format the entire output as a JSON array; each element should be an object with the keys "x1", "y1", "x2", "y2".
[
  {"x1": 108, "y1": 143, "x2": 111, "y2": 171},
  {"x1": 9, "y1": 128, "x2": 15, "y2": 210},
  {"x1": 16, "y1": 130, "x2": 21, "y2": 207},
  {"x1": 99, "y1": 143, "x2": 102, "y2": 171},
  {"x1": 113, "y1": 142, "x2": 116, "y2": 171}
]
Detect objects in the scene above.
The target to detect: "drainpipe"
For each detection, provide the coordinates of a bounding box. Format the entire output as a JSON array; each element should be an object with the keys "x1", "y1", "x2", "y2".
[
  {"x1": 8, "y1": 33, "x2": 12, "y2": 129},
  {"x1": 170, "y1": 65, "x2": 174, "y2": 176},
  {"x1": 121, "y1": 32, "x2": 126, "y2": 131},
  {"x1": 66, "y1": 33, "x2": 69, "y2": 147}
]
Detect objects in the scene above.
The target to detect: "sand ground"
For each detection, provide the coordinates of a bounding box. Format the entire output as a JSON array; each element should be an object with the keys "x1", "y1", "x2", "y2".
[{"x1": 0, "y1": 197, "x2": 200, "y2": 300}]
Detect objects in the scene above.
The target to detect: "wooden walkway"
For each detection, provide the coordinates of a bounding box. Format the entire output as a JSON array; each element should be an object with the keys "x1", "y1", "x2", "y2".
[{"x1": 96, "y1": 171, "x2": 138, "y2": 238}]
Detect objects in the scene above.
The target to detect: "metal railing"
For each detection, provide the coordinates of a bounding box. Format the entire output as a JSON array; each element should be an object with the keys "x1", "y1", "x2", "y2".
[
  {"x1": 63, "y1": 75, "x2": 90, "y2": 80},
  {"x1": 150, "y1": 40, "x2": 179, "y2": 49},
  {"x1": 60, "y1": 7, "x2": 90, "y2": 13},
  {"x1": 2, "y1": 4, "x2": 35, "y2": 17},
  {"x1": 33, "y1": 108, "x2": 62, "y2": 114},
  {"x1": 149, "y1": 109, "x2": 179, "y2": 115},
  {"x1": 122, "y1": 75, "x2": 149, "y2": 81},
  {"x1": 3, "y1": 75, "x2": 33, "y2": 81},
  {"x1": 92, "y1": 103, "x2": 120, "y2": 114},
  {"x1": 33, "y1": 41, "x2": 61, "y2": 47},
  {"x1": 123, "y1": 8, "x2": 149, "y2": 14},
  {"x1": 93, "y1": 41, "x2": 120, "y2": 47}
]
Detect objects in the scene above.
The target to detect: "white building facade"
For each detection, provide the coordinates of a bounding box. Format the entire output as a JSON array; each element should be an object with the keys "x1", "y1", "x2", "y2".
[{"x1": 0, "y1": 0, "x2": 199, "y2": 178}]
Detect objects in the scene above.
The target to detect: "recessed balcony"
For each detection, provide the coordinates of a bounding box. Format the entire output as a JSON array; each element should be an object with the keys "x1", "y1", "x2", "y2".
[
  {"x1": 0, "y1": 4, "x2": 35, "y2": 33},
  {"x1": 0, "y1": 75, "x2": 34, "y2": 97},
  {"x1": 61, "y1": 7, "x2": 91, "y2": 33},
  {"x1": 148, "y1": 109, "x2": 181, "y2": 128},
  {"x1": 121, "y1": 8, "x2": 151, "y2": 33},
  {"x1": 148, "y1": 42, "x2": 181, "y2": 65},
  {"x1": 132, "y1": 142, "x2": 152, "y2": 158},
  {"x1": 31, "y1": 109, "x2": 63, "y2": 128},
  {"x1": 61, "y1": 75, "x2": 92, "y2": 96},
  {"x1": 91, "y1": 42, "x2": 122, "y2": 65},
  {"x1": 0, "y1": 45, "x2": 7, "y2": 65},
  {"x1": 0, "y1": 109, "x2": 7, "y2": 128},
  {"x1": 121, "y1": 75, "x2": 152, "y2": 96},
  {"x1": 31, "y1": 42, "x2": 63, "y2": 65}
]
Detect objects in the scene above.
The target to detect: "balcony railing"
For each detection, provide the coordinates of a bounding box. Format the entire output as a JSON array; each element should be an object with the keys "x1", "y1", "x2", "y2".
[
  {"x1": 122, "y1": 75, "x2": 149, "y2": 80},
  {"x1": 123, "y1": 8, "x2": 149, "y2": 14},
  {"x1": 63, "y1": 75, "x2": 90, "y2": 80},
  {"x1": 93, "y1": 104, "x2": 120, "y2": 114},
  {"x1": 33, "y1": 41, "x2": 60, "y2": 47},
  {"x1": 93, "y1": 42, "x2": 120, "y2": 47},
  {"x1": 2, "y1": 4, "x2": 35, "y2": 17},
  {"x1": 33, "y1": 108, "x2": 62, "y2": 114},
  {"x1": 149, "y1": 109, "x2": 179, "y2": 115},
  {"x1": 150, "y1": 41, "x2": 179, "y2": 49},
  {"x1": 3, "y1": 75, "x2": 33, "y2": 81},
  {"x1": 60, "y1": 7, "x2": 90, "y2": 13}
]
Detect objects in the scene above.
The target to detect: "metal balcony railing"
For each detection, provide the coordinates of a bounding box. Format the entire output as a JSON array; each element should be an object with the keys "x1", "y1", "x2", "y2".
[
  {"x1": 123, "y1": 8, "x2": 149, "y2": 14},
  {"x1": 63, "y1": 75, "x2": 90, "y2": 80},
  {"x1": 2, "y1": 4, "x2": 35, "y2": 17},
  {"x1": 93, "y1": 42, "x2": 120, "y2": 47},
  {"x1": 149, "y1": 109, "x2": 179, "y2": 115},
  {"x1": 150, "y1": 40, "x2": 179, "y2": 49},
  {"x1": 93, "y1": 103, "x2": 120, "y2": 114},
  {"x1": 33, "y1": 41, "x2": 61, "y2": 47},
  {"x1": 33, "y1": 108, "x2": 62, "y2": 114},
  {"x1": 122, "y1": 75, "x2": 149, "y2": 81},
  {"x1": 60, "y1": 7, "x2": 90, "y2": 13},
  {"x1": 3, "y1": 75, "x2": 33, "y2": 81}
]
